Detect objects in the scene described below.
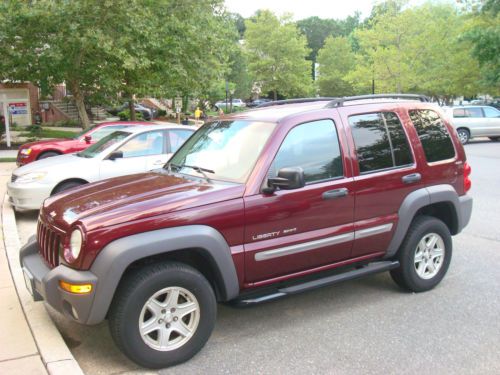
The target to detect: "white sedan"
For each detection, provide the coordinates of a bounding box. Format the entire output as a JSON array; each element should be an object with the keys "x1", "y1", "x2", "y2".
[
  {"x1": 443, "y1": 105, "x2": 500, "y2": 144},
  {"x1": 7, "y1": 124, "x2": 195, "y2": 210}
]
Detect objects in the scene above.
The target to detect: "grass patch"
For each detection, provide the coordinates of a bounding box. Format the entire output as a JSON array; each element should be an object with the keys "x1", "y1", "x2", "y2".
[
  {"x1": 0, "y1": 158, "x2": 16, "y2": 162},
  {"x1": 20, "y1": 128, "x2": 76, "y2": 139}
]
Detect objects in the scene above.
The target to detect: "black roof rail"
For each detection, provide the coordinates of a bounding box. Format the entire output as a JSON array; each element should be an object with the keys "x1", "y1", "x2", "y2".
[
  {"x1": 256, "y1": 97, "x2": 337, "y2": 108},
  {"x1": 324, "y1": 94, "x2": 431, "y2": 108}
]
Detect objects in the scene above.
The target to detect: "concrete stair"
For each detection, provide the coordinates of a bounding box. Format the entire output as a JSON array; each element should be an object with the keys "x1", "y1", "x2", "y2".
[
  {"x1": 90, "y1": 107, "x2": 111, "y2": 121},
  {"x1": 51, "y1": 100, "x2": 79, "y2": 121}
]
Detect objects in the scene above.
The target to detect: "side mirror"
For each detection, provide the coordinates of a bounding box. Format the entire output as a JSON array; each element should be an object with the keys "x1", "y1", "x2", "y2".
[
  {"x1": 108, "y1": 150, "x2": 123, "y2": 160},
  {"x1": 84, "y1": 135, "x2": 92, "y2": 144},
  {"x1": 263, "y1": 167, "x2": 305, "y2": 194}
]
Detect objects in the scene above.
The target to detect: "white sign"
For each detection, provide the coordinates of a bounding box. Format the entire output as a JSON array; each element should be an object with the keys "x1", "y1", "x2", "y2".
[{"x1": 174, "y1": 97, "x2": 182, "y2": 110}]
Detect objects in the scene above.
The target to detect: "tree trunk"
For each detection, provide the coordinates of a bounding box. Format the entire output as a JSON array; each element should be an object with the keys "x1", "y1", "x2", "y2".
[
  {"x1": 69, "y1": 82, "x2": 91, "y2": 129},
  {"x1": 129, "y1": 99, "x2": 136, "y2": 121}
]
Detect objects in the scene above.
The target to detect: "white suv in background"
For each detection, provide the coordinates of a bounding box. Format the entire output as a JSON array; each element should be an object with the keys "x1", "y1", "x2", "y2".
[{"x1": 444, "y1": 105, "x2": 500, "y2": 144}]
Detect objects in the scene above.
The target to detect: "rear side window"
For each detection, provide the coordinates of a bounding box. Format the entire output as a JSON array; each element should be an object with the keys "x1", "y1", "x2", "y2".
[
  {"x1": 409, "y1": 110, "x2": 455, "y2": 163},
  {"x1": 349, "y1": 112, "x2": 413, "y2": 173},
  {"x1": 269, "y1": 119, "x2": 343, "y2": 183},
  {"x1": 453, "y1": 107, "x2": 483, "y2": 118}
]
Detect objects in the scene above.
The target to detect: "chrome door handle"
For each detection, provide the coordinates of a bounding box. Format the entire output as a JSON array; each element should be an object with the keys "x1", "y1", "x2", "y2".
[
  {"x1": 402, "y1": 173, "x2": 421, "y2": 184},
  {"x1": 322, "y1": 188, "x2": 349, "y2": 200}
]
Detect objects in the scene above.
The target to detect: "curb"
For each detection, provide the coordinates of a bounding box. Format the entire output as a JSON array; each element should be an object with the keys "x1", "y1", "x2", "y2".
[{"x1": 2, "y1": 194, "x2": 85, "y2": 375}]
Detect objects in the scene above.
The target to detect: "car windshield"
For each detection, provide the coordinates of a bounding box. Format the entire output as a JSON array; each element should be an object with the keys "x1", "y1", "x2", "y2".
[
  {"x1": 72, "y1": 125, "x2": 97, "y2": 140},
  {"x1": 77, "y1": 131, "x2": 130, "y2": 158},
  {"x1": 167, "y1": 120, "x2": 276, "y2": 183}
]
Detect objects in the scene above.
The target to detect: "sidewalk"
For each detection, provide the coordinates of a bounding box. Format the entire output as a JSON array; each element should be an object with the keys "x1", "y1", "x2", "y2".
[{"x1": 0, "y1": 163, "x2": 84, "y2": 375}]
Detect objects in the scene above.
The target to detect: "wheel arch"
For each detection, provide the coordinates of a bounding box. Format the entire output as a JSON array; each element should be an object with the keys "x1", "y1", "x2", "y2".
[
  {"x1": 86, "y1": 225, "x2": 240, "y2": 325},
  {"x1": 37, "y1": 149, "x2": 63, "y2": 159},
  {"x1": 385, "y1": 185, "x2": 466, "y2": 259},
  {"x1": 50, "y1": 178, "x2": 89, "y2": 195}
]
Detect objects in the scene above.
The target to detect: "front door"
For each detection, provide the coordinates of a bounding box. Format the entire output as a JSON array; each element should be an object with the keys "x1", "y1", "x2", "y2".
[
  {"x1": 244, "y1": 118, "x2": 355, "y2": 284},
  {"x1": 99, "y1": 130, "x2": 166, "y2": 179}
]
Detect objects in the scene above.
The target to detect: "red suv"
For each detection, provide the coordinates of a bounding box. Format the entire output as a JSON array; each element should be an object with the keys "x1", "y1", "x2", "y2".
[
  {"x1": 20, "y1": 95, "x2": 472, "y2": 368},
  {"x1": 16, "y1": 121, "x2": 151, "y2": 165}
]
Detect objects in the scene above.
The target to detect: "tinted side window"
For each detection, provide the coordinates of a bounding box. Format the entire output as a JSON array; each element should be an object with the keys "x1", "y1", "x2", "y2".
[
  {"x1": 269, "y1": 119, "x2": 343, "y2": 183},
  {"x1": 465, "y1": 107, "x2": 483, "y2": 118},
  {"x1": 409, "y1": 110, "x2": 455, "y2": 162},
  {"x1": 91, "y1": 125, "x2": 126, "y2": 141},
  {"x1": 117, "y1": 130, "x2": 165, "y2": 158},
  {"x1": 349, "y1": 112, "x2": 413, "y2": 173},
  {"x1": 453, "y1": 108, "x2": 466, "y2": 118}
]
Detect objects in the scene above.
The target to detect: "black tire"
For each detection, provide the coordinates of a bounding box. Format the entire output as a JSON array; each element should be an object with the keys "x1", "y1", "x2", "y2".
[
  {"x1": 37, "y1": 151, "x2": 60, "y2": 160},
  {"x1": 456, "y1": 128, "x2": 470, "y2": 145},
  {"x1": 108, "y1": 262, "x2": 216, "y2": 369},
  {"x1": 51, "y1": 180, "x2": 85, "y2": 195},
  {"x1": 488, "y1": 136, "x2": 500, "y2": 141},
  {"x1": 390, "y1": 215, "x2": 452, "y2": 293}
]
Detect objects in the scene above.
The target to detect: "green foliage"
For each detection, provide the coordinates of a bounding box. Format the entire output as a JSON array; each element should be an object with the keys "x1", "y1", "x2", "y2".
[
  {"x1": 245, "y1": 11, "x2": 313, "y2": 100},
  {"x1": 349, "y1": 3, "x2": 483, "y2": 97},
  {"x1": 118, "y1": 110, "x2": 144, "y2": 121},
  {"x1": 317, "y1": 37, "x2": 356, "y2": 96}
]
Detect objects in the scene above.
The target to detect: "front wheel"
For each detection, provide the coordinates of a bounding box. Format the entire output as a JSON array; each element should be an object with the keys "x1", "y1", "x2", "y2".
[
  {"x1": 390, "y1": 216, "x2": 452, "y2": 293},
  {"x1": 108, "y1": 262, "x2": 216, "y2": 369}
]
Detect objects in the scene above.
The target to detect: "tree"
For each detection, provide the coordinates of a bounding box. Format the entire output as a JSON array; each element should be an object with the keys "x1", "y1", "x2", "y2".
[
  {"x1": 245, "y1": 11, "x2": 313, "y2": 100},
  {"x1": 316, "y1": 36, "x2": 355, "y2": 96},
  {"x1": 348, "y1": 3, "x2": 483, "y2": 99},
  {"x1": 0, "y1": 0, "x2": 233, "y2": 127}
]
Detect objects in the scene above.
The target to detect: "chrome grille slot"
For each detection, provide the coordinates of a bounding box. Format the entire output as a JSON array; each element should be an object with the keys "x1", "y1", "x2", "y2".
[{"x1": 36, "y1": 219, "x2": 62, "y2": 268}]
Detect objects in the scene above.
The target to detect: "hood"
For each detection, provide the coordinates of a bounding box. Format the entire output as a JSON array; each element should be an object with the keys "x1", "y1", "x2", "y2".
[
  {"x1": 13, "y1": 153, "x2": 90, "y2": 176},
  {"x1": 20, "y1": 138, "x2": 75, "y2": 150},
  {"x1": 42, "y1": 170, "x2": 245, "y2": 231}
]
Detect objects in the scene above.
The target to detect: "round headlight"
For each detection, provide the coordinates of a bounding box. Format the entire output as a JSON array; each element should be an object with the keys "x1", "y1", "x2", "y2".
[{"x1": 69, "y1": 229, "x2": 83, "y2": 260}]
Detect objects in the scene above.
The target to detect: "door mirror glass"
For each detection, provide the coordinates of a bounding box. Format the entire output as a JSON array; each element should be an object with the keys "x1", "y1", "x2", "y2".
[
  {"x1": 265, "y1": 167, "x2": 305, "y2": 193},
  {"x1": 108, "y1": 150, "x2": 123, "y2": 160}
]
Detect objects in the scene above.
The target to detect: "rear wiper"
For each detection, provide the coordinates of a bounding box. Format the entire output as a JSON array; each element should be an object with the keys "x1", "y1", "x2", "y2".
[{"x1": 169, "y1": 163, "x2": 214, "y2": 182}]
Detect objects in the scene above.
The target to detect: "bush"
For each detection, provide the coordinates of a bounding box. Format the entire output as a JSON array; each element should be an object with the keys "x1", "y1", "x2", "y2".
[
  {"x1": 118, "y1": 110, "x2": 143, "y2": 121},
  {"x1": 157, "y1": 109, "x2": 167, "y2": 117}
]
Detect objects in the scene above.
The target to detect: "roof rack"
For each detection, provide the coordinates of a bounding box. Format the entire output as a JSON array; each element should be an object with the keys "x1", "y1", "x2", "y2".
[
  {"x1": 324, "y1": 94, "x2": 430, "y2": 108},
  {"x1": 256, "y1": 97, "x2": 337, "y2": 108}
]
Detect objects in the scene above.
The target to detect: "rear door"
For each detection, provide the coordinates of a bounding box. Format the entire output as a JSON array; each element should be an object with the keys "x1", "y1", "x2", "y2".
[
  {"x1": 341, "y1": 108, "x2": 423, "y2": 257},
  {"x1": 244, "y1": 117, "x2": 355, "y2": 284},
  {"x1": 482, "y1": 106, "x2": 500, "y2": 136}
]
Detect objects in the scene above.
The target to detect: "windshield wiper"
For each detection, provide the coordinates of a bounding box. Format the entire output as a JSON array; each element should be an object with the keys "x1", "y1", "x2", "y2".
[{"x1": 169, "y1": 163, "x2": 214, "y2": 182}]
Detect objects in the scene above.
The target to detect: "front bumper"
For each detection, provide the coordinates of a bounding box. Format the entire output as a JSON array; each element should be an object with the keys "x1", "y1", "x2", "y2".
[
  {"x1": 20, "y1": 237, "x2": 98, "y2": 324},
  {"x1": 7, "y1": 181, "x2": 52, "y2": 210}
]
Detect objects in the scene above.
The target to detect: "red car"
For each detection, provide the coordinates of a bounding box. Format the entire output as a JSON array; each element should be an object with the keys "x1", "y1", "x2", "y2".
[{"x1": 16, "y1": 121, "x2": 152, "y2": 166}]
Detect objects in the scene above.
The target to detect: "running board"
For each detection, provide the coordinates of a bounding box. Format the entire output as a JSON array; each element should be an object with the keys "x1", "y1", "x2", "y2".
[{"x1": 235, "y1": 261, "x2": 400, "y2": 306}]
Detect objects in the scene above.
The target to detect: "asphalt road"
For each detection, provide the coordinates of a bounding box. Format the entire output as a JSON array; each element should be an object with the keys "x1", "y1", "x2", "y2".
[{"x1": 15, "y1": 139, "x2": 500, "y2": 375}]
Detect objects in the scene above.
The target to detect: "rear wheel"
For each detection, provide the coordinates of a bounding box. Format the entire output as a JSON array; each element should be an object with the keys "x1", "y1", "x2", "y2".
[
  {"x1": 37, "y1": 151, "x2": 60, "y2": 160},
  {"x1": 108, "y1": 262, "x2": 216, "y2": 369},
  {"x1": 390, "y1": 216, "x2": 452, "y2": 292},
  {"x1": 456, "y1": 128, "x2": 470, "y2": 144}
]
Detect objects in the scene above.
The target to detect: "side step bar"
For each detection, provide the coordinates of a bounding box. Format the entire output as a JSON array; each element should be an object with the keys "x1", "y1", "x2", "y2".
[{"x1": 235, "y1": 261, "x2": 399, "y2": 306}]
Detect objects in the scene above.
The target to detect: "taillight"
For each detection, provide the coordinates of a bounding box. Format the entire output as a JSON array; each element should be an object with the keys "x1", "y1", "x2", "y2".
[{"x1": 464, "y1": 162, "x2": 471, "y2": 193}]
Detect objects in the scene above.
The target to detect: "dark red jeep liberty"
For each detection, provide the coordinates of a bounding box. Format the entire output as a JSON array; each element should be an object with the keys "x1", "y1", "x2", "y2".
[{"x1": 20, "y1": 94, "x2": 472, "y2": 368}]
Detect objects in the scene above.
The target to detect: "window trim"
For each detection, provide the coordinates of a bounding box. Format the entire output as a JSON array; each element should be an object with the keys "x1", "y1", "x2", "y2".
[
  {"x1": 348, "y1": 111, "x2": 415, "y2": 175},
  {"x1": 263, "y1": 118, "x2": 346, "y2": 189}
]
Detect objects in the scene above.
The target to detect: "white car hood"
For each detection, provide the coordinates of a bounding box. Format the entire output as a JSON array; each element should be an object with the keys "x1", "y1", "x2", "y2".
[{"x1": 13, "y1": 153, "x2": 96, "y2": 178}]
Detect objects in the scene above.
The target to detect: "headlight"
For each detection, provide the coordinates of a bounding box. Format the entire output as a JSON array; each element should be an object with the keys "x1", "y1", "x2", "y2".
[
  {"x1": 15, "y1": 172, "x2": 47, "y2": 184},
  {"x1": 69, "y1": 229, "x2": 83, "y2": 261},
  {"x1": 20, "y1": 148, "x2": 32, "y2": 155}
]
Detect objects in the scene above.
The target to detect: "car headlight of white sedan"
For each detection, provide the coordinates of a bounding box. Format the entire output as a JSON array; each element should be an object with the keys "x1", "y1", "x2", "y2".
[{"x1": 15, "y1": 172, "x2": 47, "y2": 184}]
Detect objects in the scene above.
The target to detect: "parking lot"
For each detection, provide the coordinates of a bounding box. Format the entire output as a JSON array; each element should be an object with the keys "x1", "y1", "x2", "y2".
[{"x1": 14, "y1": 139, "x2": 500, "y2": 375}]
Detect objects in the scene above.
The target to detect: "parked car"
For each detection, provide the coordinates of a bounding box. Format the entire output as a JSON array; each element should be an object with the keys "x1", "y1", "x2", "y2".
[
  {"x1": 246, "y1": 98, "x2": 272, "y2": 108},
  {"x1": 443, "y1": 105, "x2": 500, "y2": 144},
  {"x1": 107, "y1": 103, "x2": 154, "y2": 120},
  {"x1": 16, "y1": 121, "x2": 153, "y2": 166},
  {"x1": 214, "y1": 99, "x2": 246, "y2": 111},
  {"x1": 20, "y1": 94, "x2": 472, "y2": 369},
  {"x1": 8, "y1": 124, "x2": 194, "y2": 210}
]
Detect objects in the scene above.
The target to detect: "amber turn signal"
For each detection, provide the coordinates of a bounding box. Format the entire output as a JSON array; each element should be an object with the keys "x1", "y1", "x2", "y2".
[{"x1": 59, "y1": 280, "x2": 92, "y2": 294}]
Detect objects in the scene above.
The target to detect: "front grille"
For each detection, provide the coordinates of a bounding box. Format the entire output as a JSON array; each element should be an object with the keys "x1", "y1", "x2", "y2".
[
  {"x1": 37, "y1": 219, "x2": 62, "y2": 268},
  {"x1": 11, "y1": 174, "x2": 17, "y2": 183}
]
